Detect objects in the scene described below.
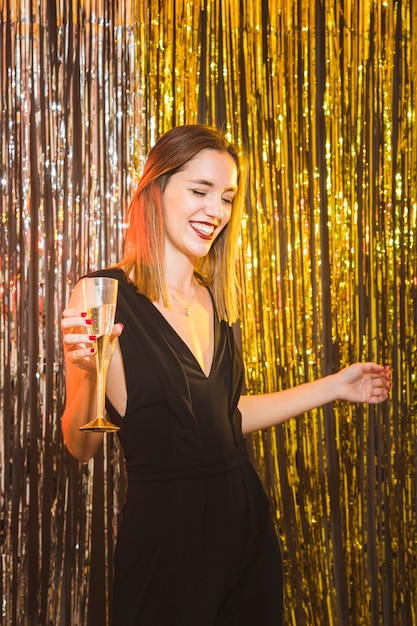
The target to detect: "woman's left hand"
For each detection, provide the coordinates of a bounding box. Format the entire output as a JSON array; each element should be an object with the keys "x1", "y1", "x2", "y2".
[{"x1": 335, "y1": 363, "x2": 391, "y2": 404}]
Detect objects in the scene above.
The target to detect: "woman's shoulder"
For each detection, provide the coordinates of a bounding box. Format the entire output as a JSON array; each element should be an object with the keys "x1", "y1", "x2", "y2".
[
  {"x1": 89, "y1": 268, "x2": 154, "y2": 314},
  {"x1": 89, "y1": 267, "x2": 126, "y2": 281}
]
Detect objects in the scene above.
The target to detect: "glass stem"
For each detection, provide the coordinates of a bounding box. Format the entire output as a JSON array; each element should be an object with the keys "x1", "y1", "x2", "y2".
[{"x1": 95, "y1": 357, "x2": 105, "y2": 419}]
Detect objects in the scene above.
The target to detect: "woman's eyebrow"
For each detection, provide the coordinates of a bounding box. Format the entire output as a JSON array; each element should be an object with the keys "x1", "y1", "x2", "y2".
[{"x1": 190, "y1": 178, "x2": 237, "y2": 192}]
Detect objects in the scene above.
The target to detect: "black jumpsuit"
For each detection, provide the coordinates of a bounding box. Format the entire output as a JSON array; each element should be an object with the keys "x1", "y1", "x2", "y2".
[{"x1": 97, "y1": 269, "x2": 283, "y2": 626}]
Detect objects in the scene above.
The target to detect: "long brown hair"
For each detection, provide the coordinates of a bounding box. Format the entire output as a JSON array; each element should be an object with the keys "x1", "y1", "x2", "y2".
[{"x1": 118, "y1": 124, "x2": 247, "y2": 323}]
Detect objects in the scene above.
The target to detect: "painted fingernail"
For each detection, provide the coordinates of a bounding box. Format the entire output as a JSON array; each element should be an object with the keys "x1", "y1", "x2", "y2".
[
  {"x1": 81, "y1": 312, "x2": 87, "y2": 318},
  {"x1": 90, "y1": 348, "x2": 95, "y2": 353},
  {"x1": 118, "y1": 322, "x2": 124, "y2": 330},
  {"x1": 86, "y1": 319, "x2": 93, "y2": 325},
  {"x1": 89, "y1": 335, "x2": 97, "y2": 341}
]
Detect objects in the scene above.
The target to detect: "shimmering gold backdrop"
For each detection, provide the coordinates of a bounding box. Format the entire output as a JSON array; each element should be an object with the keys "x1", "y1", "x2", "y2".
[{"x1": 0, "y1": 1, "x2": 416, "y2": 624}]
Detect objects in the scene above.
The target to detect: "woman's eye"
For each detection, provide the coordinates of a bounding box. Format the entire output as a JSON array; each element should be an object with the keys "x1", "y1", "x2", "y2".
[
  {"x1": 192, "y1": 190, "x2": 205, "y2": 196},
  {"x1": 222, "y1": 197, "x2": 233, "y2": 205}
]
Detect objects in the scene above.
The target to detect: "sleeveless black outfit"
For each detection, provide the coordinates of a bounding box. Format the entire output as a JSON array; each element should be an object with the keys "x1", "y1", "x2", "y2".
[{"x1": 95, "y1": 269, "x2": 283, "y2": 626}]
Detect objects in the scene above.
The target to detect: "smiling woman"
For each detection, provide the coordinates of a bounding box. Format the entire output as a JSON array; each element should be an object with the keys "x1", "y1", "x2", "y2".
[
  {"x1": 118, "y1": 125, "x2": 247, "y2": 323},
  {"x1": 161, "y1": 149, "x2": 237, "y2": 262},
  {"x1": 60, "y1": 124, "x2": 391, "y2": 626}
]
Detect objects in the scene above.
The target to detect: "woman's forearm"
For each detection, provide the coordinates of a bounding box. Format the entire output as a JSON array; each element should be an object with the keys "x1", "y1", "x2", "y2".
[
  {"x1": 239, "y1": 363, "x2": 391, "y2": 434},
  {"x1": 239, "y1": 374, "x2": 337, "y2": 434},
  {"x1": 61, "y1": 369, "x2": 104, "y2": 462}
]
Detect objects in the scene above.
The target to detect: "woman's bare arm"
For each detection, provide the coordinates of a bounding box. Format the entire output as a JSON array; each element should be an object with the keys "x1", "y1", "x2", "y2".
[
  {"x1": 239, "y1": 363, "x2": 391, "y2": 435},
  {"x1": 61, "y1": 279, "x2": 123, "y2": 462}
]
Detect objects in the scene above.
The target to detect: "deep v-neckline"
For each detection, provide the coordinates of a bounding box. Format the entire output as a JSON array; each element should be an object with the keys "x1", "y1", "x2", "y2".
[{"x1": 150, "y1": 301, "x2": 217, "y2": 379}]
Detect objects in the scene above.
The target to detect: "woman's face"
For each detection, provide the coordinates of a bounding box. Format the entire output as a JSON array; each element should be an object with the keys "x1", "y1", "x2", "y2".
[{"x1": 161, "y1": 149, "x2": 238, "y2": 264}]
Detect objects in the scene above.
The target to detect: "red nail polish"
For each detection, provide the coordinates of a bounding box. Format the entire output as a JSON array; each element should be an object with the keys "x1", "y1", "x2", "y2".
[
  {"x1": 86, "y1": 319, "x2": 93, "y2": 325},
  {"x1": 81, "y1": 312, "x2": 87, "y2": 318},
  {"x1": 90, "y1": 348, "x2": 95, "y2": 353},
  {"x1": 89, "y1": 335, "x2": 97, "y2": 341}
]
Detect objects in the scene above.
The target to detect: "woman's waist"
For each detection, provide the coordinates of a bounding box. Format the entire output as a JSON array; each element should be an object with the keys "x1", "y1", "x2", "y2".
[{"x1": 125, "y1": 443, "x2": 249, "y2": 482}]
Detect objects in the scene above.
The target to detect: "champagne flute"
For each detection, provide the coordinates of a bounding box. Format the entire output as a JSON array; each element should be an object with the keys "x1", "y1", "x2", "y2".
[{"x1": 79, "y1": 277, "x2": 120, "y2": 432}]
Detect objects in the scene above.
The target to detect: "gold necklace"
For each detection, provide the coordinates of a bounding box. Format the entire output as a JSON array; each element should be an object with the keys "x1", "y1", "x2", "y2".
[{"x1": 169, "y1": 282, "x2": 196, "y2": 316}]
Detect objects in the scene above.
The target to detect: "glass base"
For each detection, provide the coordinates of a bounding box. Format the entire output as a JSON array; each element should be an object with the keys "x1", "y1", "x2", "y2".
[{"x1": 79, "y1": 417, "x2": 120, "y2": 432}]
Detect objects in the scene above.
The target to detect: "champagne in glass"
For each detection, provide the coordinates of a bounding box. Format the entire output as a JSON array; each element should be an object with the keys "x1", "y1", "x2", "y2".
[{"x1": 79, "y1": 277, "x2": 120, "y2": 432}]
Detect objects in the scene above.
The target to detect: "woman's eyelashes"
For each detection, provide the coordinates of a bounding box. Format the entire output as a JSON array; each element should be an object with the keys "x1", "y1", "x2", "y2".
[{"x1": 191, "y1": 189, "x2": 234, "y2": 205}]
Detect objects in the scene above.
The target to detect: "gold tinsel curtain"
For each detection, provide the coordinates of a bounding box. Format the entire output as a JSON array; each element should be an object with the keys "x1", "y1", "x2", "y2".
[{"x1": 0, "y1": 1, "x2": 416, "y2": 624}]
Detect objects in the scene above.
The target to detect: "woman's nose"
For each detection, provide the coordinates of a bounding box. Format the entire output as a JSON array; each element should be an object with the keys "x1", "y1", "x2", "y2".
[{"x1": 205, "y1": 195, "x2": 224, "y2": 220}]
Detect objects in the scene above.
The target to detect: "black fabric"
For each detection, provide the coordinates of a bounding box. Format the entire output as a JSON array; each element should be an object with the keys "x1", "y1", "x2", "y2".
[{"x1": 93, "y1": 269, "x2": 283, "y2": 625}]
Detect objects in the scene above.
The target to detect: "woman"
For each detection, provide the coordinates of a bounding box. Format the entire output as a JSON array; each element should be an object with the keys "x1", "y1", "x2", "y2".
[{"x1": 61, "y1": 124, "x2": 391, "y2": 625}]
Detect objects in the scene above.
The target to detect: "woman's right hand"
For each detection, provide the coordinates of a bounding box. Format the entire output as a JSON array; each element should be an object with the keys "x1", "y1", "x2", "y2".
[
  {"x1": 61, "y1": 308, "x2": 124, "y2": 372},
  {"x1": 61, "y1": 308, "x2": 97, "y2": 372}
]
